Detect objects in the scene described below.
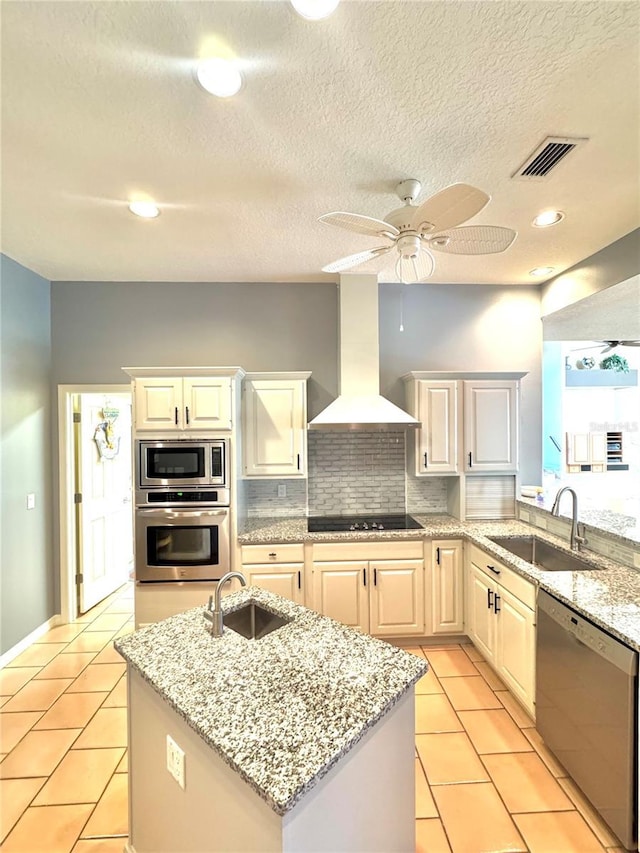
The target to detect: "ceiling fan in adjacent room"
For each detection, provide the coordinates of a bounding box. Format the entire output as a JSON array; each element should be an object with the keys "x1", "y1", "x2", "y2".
[
  {"x1": 319, "y1": 180, "x2": 517, "y2": 284},
  {"x1": 573, "y1": 340, "x2": 640, "y2": 353}
]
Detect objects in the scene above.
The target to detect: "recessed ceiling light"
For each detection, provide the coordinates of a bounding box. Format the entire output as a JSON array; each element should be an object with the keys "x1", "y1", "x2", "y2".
[
  {"x1": 196, "y1": 58, "x2": 243, "y2": 98},
  {"x1": 290, "y1": 0, "x2": 340, "y2": 20},
  {"x1": 532, "y1": 210, "x2": 565, "y2": 227},
  {"x1": 529, "y1": 266, "x2": 555, "y2": 277},
  {"x1": 128, "y1": 200, "x2": 160, "y2": 219}
]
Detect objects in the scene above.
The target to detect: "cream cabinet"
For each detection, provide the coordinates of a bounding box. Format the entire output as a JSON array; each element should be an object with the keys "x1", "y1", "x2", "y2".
[
  {"x1": 428, "y1": 539, "x2": 464, "y2": 635},
  {"x1": 134, "y1": 376, "x2": 232, "y2": 432},
  {"x1": 312, "y1": 541, "x2": 425, "y2": 637},
  {"x1": 463, "y1": 380, "x2": 518, "y2": 472},
  {"x1": 565, "y1": 431, "x2": 606, "y2": 472},
  {"x1": 242, "y1": 373, "x2": 310, "y2": 478},
  {"x1": 241, "y1": 543, "x2": 305, "y2": 605},
  {"x1": 465, "y1": 543, "x2": 535, "y2": 715},
  {"x1": 404, "y1": 380, "x2": 458, "y2": 475}
]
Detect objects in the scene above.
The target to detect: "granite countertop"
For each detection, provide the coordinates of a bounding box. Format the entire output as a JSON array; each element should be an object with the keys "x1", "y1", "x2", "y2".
[
  {"x1": 238, "y1": 515, "x2": 640, "y2": 651},
  {"x1": 115, "y1": 587, "x2": 426, "y2": 816},
  {"x1": 518, "y1": 496, "x2": 640, "y2": 547}
]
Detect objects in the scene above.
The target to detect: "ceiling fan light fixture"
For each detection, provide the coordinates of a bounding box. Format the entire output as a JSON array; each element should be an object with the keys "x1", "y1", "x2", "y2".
[
  {"x1": 196, "y1": 58, "x2": 243, "y2": 98},
  {"x1": 529, "y1": 266, "x2": 555, "y2": 277},
  {"x1": 128, "y1": 200, "x2": 160, "y2": 219},
  {"x1": 532, "y1": 210, "x2": 565, "y2": 227},
  {"x1": 290, "y1": 0, "x2": 340, "y2": 20}
]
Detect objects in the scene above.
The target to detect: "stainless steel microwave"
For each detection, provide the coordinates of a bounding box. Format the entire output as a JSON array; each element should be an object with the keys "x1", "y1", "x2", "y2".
[{"x1": 136, "y1": 439, "x2": 229, "y2": 493}]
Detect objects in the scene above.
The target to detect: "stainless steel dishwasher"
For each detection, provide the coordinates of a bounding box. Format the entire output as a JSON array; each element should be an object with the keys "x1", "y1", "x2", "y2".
[{"x1": 536, "y1": 589, "x2": 638, "y2": 850}]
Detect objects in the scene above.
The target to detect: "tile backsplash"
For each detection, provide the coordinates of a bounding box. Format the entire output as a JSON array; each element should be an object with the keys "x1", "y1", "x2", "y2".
[
  {"x1": 308, "y1": 431, "x2": 406, "y2": 517},
  {"x1": 244, "y1": 479, "x2": 307, "y2": 518}
]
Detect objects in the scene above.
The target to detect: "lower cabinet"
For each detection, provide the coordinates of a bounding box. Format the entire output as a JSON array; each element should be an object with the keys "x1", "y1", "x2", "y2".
[
  {"x1": 428, "y1": 539, "x2": 464, "y2": 635},
  {"x1": 241, "y1": 543, "x2": 305, "y2": 605},
  {"x1": 312, "y1": 541, "x2": 425, "y2": 637},
  {"x1": 465, "y1": 543, "x2": 536, "y2": 716}
]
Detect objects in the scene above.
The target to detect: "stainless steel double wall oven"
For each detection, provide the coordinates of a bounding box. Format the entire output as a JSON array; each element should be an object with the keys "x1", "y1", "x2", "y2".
[{"x1": 135, "y1": 439, "x2": 231, "y2": 582}]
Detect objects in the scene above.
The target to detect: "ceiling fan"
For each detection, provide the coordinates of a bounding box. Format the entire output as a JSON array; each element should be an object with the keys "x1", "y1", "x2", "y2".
[
  {"x1": 319, "y1": 179, "x2": 517, "y2": 284},
  {"x1": 574, "y1": 340, "x2": 640, "y2": 353}
]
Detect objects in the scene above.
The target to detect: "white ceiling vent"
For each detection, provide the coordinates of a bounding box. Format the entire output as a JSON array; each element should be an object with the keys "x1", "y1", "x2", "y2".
[{"x1": 512, "y1": 136, "x2": 587, "y2": 181}]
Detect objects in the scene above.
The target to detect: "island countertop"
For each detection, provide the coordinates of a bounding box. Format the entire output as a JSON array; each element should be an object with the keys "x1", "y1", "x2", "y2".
[{"x1": 115, "y1": 587, "x2": 426, "y2": 816}]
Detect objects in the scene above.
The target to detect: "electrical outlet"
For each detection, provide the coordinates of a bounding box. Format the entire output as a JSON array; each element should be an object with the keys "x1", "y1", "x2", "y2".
[
  {"x1": 26, "y1": 493, "x2": 36, "y2": 510},
  {"x1": 277, "y1": 484, "x2": 287, "y2": 498},
  {"x1": 166, "y1": 735, "x2": 185, "y2": 789}
]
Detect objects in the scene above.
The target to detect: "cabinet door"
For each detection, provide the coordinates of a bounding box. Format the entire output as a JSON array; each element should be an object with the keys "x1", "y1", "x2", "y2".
[
  {"x1": 243, "y1": 379, "x2": 306, "y2": 477},
  {"x1": 369, "y1": 560, "x2": 425, "y2": 636},
  {"x1": 463, "y1": 380, "x2": 518, "y2": 472},
  {"x1": 430, "y1": 541, "x2": 464, "y2": 634},
  {"x1": 566, "y1": 432, "x2": 590, "y2": 465},
  {"x1": 466, "y1": 562, "x2": 497, "y2": 664},
  {"x1": 313, "y1": 562, "x2": 369, "y2": 632},
  {"x1": 244, "y1": 564, "x2": 304, "y2": 605},
  {"x1": 134, "y1": 379, "x2": 183, "y2": 431},
  {"x1": 496, "y1": 586, "x2": 535, "y2": 715},
  {"x1": 589, "y1": 431, "x2": 607, "y2": 466},
  {"x1": 416, "y1": 381, "x2": 458, "y2": 475},
  {"x1": 183, "y1": 378, "x2": 232, "y2": 431}
]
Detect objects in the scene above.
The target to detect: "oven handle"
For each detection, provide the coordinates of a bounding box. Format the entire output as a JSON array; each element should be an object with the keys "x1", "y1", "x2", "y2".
[{"x1": 136, "y1": 508, "x2": 229, "y2": 520}]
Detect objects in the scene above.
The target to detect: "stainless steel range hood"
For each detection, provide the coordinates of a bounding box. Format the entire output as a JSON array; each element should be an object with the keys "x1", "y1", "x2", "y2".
[{"x1": 308, "y1": 274, "x2": 420, "y2": 431}]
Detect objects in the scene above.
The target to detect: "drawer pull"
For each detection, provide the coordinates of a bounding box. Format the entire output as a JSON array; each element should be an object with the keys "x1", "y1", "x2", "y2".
[
  {"x1": 268, "y1": 552, "x2": 277, "y2": 559},
  {"x1": 487, "y1": 564, "x2": 501, "y2": 575}
]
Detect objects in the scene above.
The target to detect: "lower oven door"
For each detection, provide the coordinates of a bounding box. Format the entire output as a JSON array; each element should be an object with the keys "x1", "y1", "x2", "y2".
[{"x1": 135, "y1": 507, "x2": 230, "y2": 582}]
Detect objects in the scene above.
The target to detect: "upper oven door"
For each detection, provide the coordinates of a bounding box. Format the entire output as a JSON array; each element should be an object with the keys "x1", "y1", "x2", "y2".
[{"x1": 137, "y1": 441, "x2": 211, "y2": 489}]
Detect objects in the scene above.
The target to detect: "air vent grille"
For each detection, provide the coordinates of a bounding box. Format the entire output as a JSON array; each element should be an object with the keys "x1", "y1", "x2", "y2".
[{"x1": 513, "y1": 136, "x2": 587, "y2": 181}]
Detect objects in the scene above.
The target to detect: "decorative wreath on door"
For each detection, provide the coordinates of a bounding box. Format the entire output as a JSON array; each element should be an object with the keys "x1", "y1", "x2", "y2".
[{"x1": 94, "y1": 406, "x2": 121, "y2": 461}]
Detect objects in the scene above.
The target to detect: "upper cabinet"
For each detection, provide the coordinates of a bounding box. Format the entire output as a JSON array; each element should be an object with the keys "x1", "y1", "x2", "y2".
[
  {"x1": 404, "y1": 373, "x2": 522, "y2": 476},
  {"x1": 405, "y1": 379, "x2": 458, "y2": 475},
  {"x1": 242, "y1": 372, "x2": 311, "y2": 478},
  {"x1": 124, "y1": 369, "x2": 241, "y2": 433},
  {"x1": 463, "y1": 380, "x2": 518, "y2": 473}
]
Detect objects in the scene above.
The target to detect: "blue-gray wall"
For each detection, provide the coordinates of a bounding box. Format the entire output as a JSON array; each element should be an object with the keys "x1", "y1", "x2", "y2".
[{"x1": 1, "y1": 255, "x2": 53, "y2": 655}]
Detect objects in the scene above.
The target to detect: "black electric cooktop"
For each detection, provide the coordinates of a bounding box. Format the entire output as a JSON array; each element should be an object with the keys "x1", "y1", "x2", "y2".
[{"x1": 307, "y1": 514, "x2": 424, "y2": 533}]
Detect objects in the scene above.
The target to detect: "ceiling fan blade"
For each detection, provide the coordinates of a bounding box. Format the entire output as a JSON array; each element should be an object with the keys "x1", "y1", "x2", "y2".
[
  {"x1": 322, "y1": 246, "x2": 392, "y2": 274},
  {"x1": 396, "y1": 249, "x2": 435, "y2": 284},
  {"x1": 319, "y1": 211, "x2": 399, "y2": 239},
  {"x1": 427, "y1": 225, "x2": 517, "y2": 255},
  {"x1": 618, "y1": 340, "x2": 640, "y2": 347},
  {"x1": 411, "y1": 184, "x2": 490, "y2": 235}
]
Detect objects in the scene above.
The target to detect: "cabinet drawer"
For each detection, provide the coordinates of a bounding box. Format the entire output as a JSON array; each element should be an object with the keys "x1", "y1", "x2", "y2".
[
  {"x1": 241, "y1": 543, "x2": 304, "y2": 564},
  {"x1": 467, "y1": 544, "x2": 535, "y2": 610},
  {"x1": 312, "y1": 540, "x2": 423, "y2": 562}
]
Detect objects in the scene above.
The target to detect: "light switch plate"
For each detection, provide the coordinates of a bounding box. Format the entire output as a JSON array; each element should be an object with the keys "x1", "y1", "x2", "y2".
[
  {"x1": 277, "y1": 484, "x2": 287, "y2": 498},
  {"x1": 26, "y1": 493, "x2": 36, "y2": 510}
]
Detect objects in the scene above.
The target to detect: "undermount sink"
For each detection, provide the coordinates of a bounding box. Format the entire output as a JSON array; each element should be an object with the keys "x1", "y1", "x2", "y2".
[
  {"x1": 224, "y1": 602, "x2": 291, "y2": 640},
  {"x1": 487, "y1": 536, "x2": 603, "y2": 572}
]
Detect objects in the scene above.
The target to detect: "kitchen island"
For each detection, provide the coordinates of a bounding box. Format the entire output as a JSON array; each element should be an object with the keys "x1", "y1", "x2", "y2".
[{"x1": 115, "y1": 587, "x2": 426, "y2": 853}]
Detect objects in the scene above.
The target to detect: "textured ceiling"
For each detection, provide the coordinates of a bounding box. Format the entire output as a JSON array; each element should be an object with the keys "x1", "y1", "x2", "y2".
[
  {"x1": 1, "y1": 1, "x2": 638, "y2": 284},
  {"x1": 543, "y1": 276, "x2": 640, "y2": 341}
]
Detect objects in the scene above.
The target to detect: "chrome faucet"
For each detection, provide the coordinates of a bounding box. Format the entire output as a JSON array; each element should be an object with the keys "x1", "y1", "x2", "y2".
[
  {"x1": 204, "y1": 571, "x2": 247, "y2": 637},
  {"x1": 550, "y1": 487, "x2": 587, "y2": 551}
]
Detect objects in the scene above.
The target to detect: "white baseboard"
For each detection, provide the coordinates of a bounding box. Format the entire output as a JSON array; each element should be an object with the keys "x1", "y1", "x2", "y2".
[{"x1": 0, "y1": 614, "x2": 63, "y2": 668}]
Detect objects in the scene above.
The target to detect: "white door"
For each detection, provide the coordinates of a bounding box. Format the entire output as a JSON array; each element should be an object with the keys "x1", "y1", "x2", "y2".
[{"x1": 76, "y1": 393, "x2": 133, "y2": 613}]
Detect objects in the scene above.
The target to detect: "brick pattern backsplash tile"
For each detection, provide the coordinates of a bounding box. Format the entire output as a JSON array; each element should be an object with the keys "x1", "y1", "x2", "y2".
[
  {"x1": 407, "y1": 475, "x2": 449, "y2": 514},
  {"x1": 245, "y1": 479, "x2": 307, "y2": 518},
  {"x1": 308, "y1": 431, "x2": 406, "y2": 516}
]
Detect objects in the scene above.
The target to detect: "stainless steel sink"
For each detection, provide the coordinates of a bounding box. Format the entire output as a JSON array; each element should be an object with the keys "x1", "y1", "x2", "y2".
[
  {"x1": 224, "y1": 602, "x2": 291, "y2": 640},
  {"x1": 487, "y1": 536, "x2": 602, "y2": 572}
]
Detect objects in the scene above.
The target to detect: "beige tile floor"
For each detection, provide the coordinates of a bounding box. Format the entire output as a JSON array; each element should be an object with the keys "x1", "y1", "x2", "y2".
[{"x1": 0, "y1": 585, "x2": 629, "y2": 853}]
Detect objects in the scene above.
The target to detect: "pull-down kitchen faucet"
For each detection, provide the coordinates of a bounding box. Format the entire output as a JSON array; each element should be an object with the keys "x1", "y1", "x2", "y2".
[
  {"x1": 550, "y1": 487, "x2": 587, "y2": 551},
  {"x1": 204, "y1": 571, "x2": 247, "y2": 637}
]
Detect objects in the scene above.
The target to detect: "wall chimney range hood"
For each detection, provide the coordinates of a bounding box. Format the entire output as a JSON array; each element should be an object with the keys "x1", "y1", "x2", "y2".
[{"x1": 308, "y1": 274, "x2": 420, "y2": 431}]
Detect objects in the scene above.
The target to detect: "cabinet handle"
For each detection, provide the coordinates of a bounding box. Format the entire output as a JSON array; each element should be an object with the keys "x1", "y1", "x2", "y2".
[
  {"x1": 373, "y1": 567, "x2": 377, "y2": 586},
  {"x1": 297, "y1": 571, "x2": 301, "y2": 590},
  {"x1": 487, "y1": 564, "x2": 501, "y2": 576},
  {"x1": 487, "y1": 589, "x2": 494, "y2": 609},
  {"x1": 185, "y1": 406, "x2": 190, "y2": 425},
  {"x1": 174, "y1": 406, "x2": 179, "y2": 425},
  {"x1": 363, "y1": 568, "x2": 367, "y2": 587},
  {"x1": 424, "y1": 452, "x2": 428, "y2": 469},
  {"x1": 297, "y1": 453, "x2": 301, "y2": 470},
  {"x1": 468, "y1": 451, "x2": 473, "y2": 467},
  {"x1": 436, "y1": 547, "x2": 441, "y2": 565},
  {"x1": 494, "y1": 593, "x2": 501, "y2": 613},
  {"x1": 268, "y1": 552, "x2": 277, "y2": 559}
]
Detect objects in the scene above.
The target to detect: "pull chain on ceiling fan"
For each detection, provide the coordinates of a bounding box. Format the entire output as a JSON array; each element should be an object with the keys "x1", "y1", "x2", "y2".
[{"x1": 319, "y1": 180, "x2": 517, "y2": 284}]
